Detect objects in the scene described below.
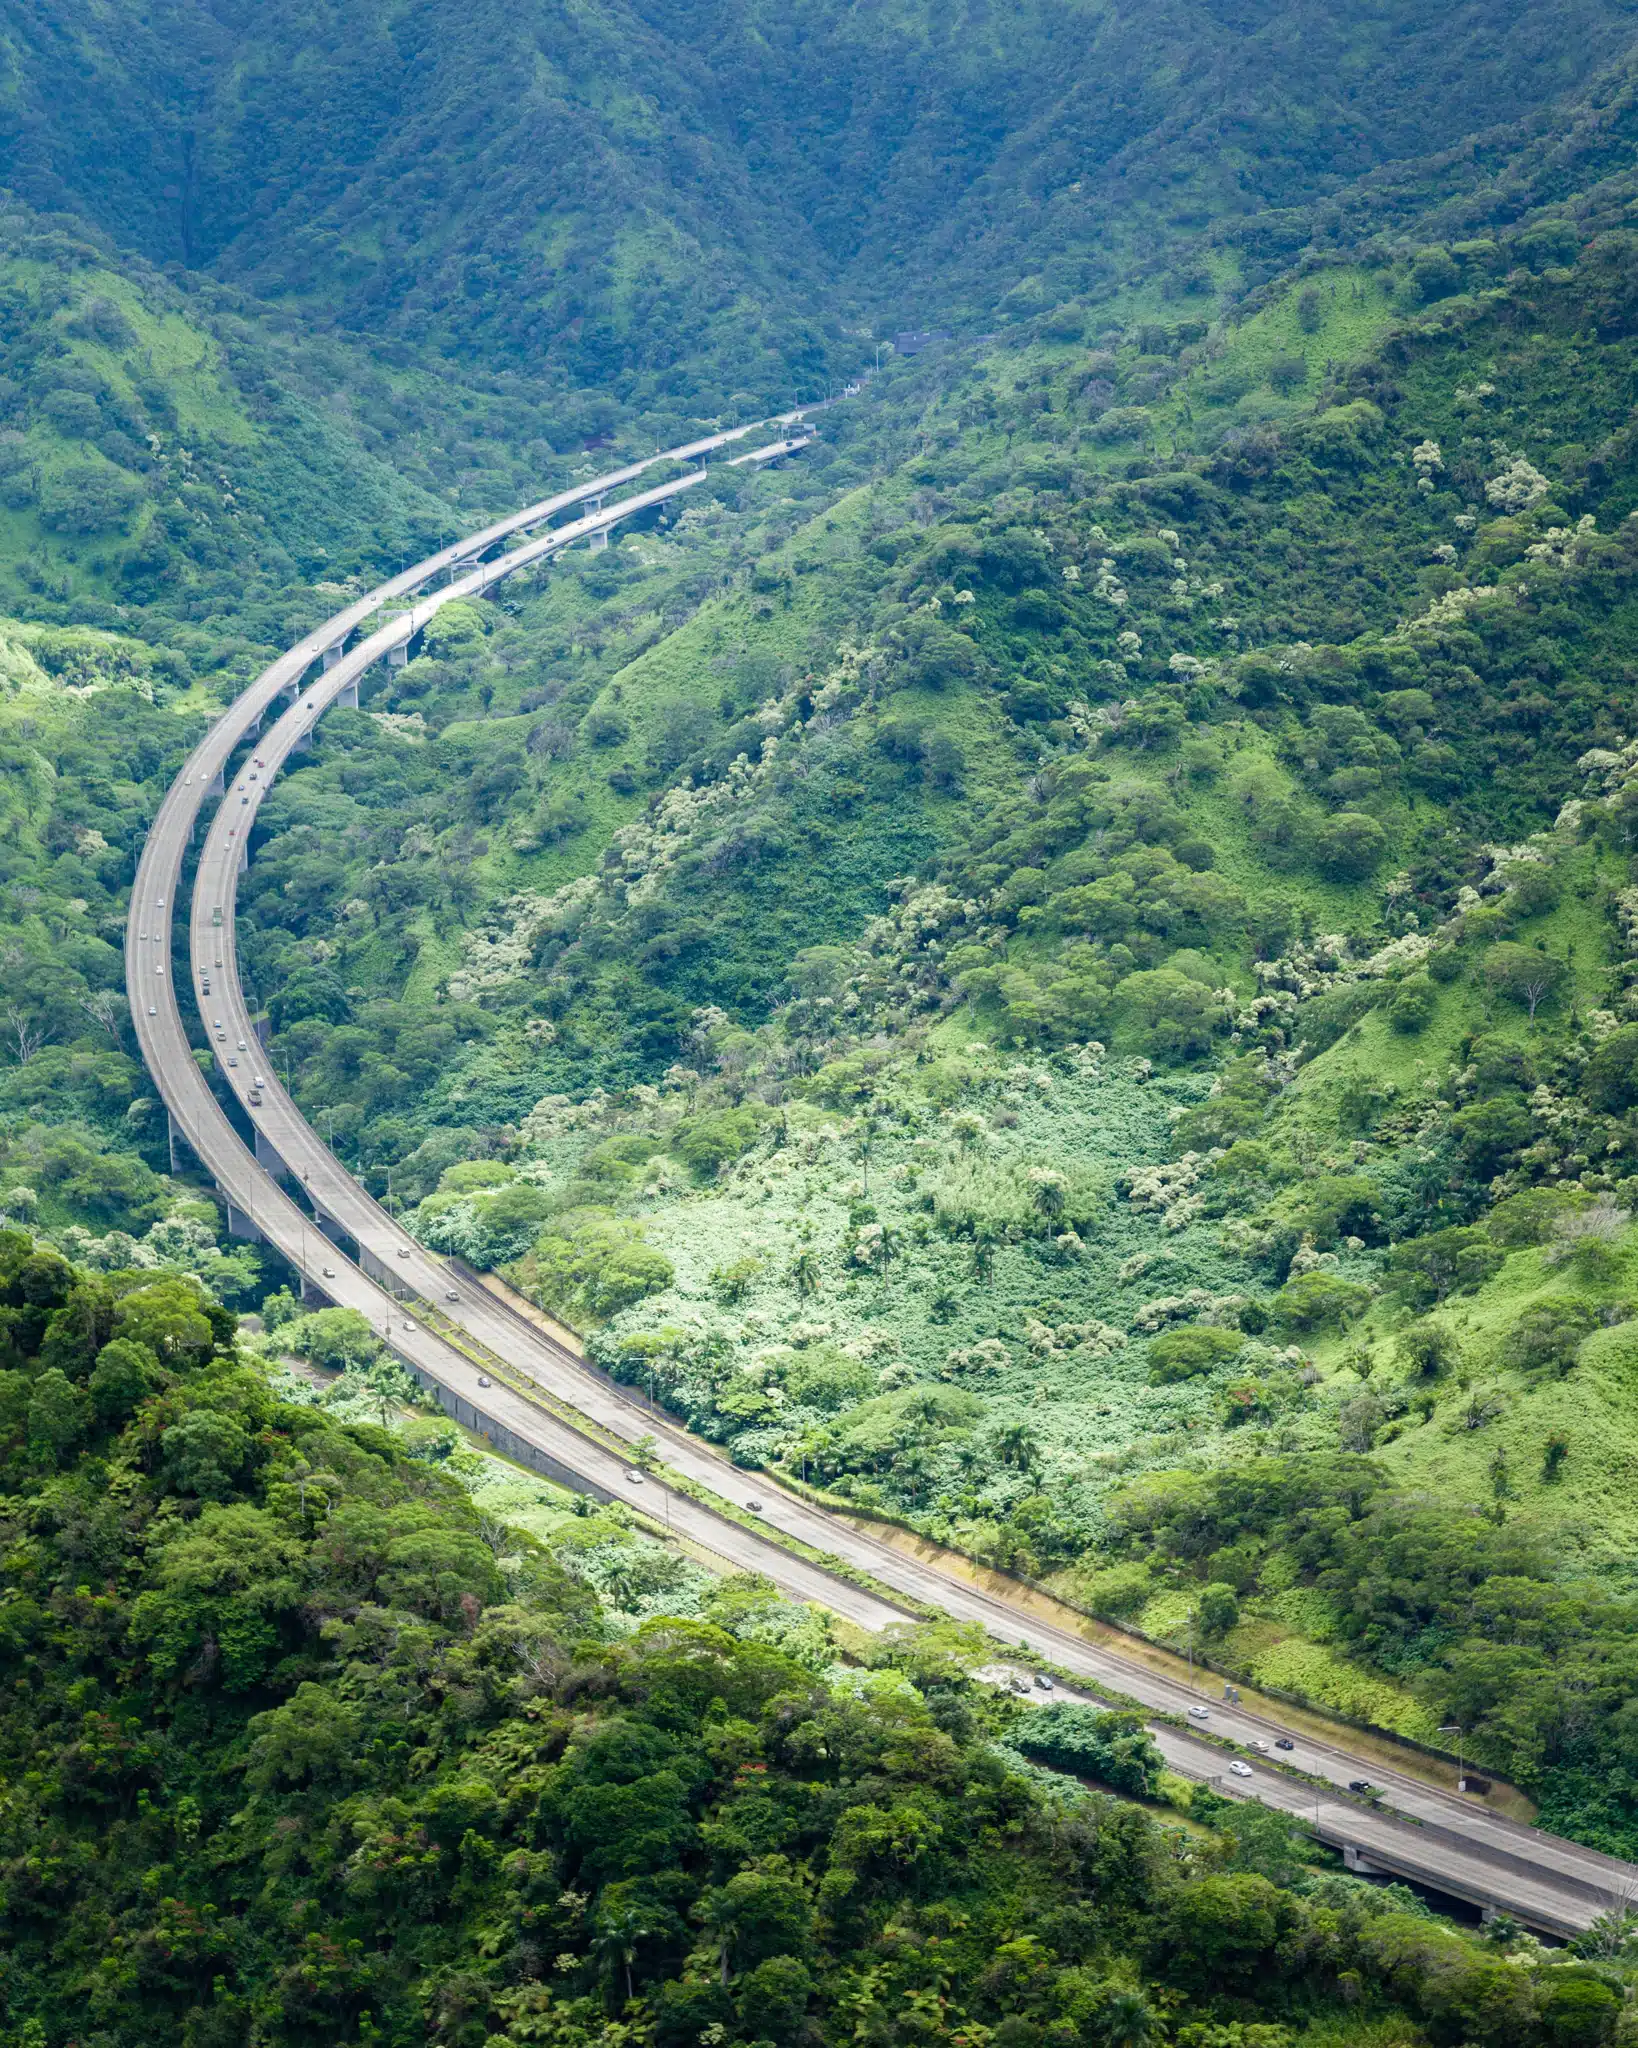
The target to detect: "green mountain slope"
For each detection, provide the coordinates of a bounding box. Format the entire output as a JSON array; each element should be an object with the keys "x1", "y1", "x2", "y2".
[
  {"x1": 212, "y1": 225, "x2": 1638, "y2": 1855},
  {"x1": 0, "y1": 196, "x2": 748, "y2": 639},
  {"x1": 16, "y1": 0, "x2": 1638, "y2": 1998},
  {"x1": 6, "y1": 0, "x2": 1638, "y2": 395}
]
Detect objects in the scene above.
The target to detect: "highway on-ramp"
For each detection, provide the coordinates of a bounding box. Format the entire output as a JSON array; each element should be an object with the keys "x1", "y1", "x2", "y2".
[{"x1": 127, "y1": 431, "x2": 1638, "y2": 1937}]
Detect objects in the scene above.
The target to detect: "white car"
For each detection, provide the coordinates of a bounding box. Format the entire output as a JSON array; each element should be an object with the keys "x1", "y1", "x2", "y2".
[
  {"x1": 147, "y1": 1005, "x2": 156, "y2": 1016},
  {"x1": 237, "y1": 1039, "x2": 247, "y2": 1050},
  {"x1": 477, "y1": 1374, "x2": 492, "y2": 1388},
  {"x1": 625, "y1": 1471, "x2": 645, "y2": 1485},
  {"x1": 1188, "y1": 1705, "x2": 1210, "y2": 1721},
  {"x1": 1229, "y1": 1760, "x2": 1254, "y2": 1779},
  {"x1": 1250, "y1": 1739, "x2": 1271, "y2": 1754}
]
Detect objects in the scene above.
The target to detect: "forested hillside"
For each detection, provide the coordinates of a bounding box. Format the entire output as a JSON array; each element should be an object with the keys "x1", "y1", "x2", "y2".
[
  {"x1": 5, "y1": 0, "x2": 1638, "y2": 393},
  {"x1": 0, "y1": 1230, "x2": 1624, "y2": 2048},
  {"x1": 13, "y1": 0, "x2": 1638, "y2": 2039}
]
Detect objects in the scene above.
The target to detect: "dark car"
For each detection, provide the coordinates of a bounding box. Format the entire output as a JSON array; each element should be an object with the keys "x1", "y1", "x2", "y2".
[
  {"x1": 1275, "y1": 1737, "x2": 1295, "y2": 1751},
  {"x1": 1348, "y1": 1779, "x2": 1375, "y2": 1796}
]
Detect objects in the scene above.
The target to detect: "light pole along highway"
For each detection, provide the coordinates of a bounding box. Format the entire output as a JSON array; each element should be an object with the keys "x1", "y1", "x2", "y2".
[{"x1": 128, "y1": 423, "x2": 1638, "y2": 1937}]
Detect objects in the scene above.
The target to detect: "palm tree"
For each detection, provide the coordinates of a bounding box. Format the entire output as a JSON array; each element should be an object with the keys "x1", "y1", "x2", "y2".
[
  {"x1": 995, "y1": 1421, "x2": 1040, "y2": 1474},
  {"x1": 855, "y1": 1120, "x2": 877, "y2": 1189},
  {"x1": 697, "y1": 1886, "x2": 738, "y2": 1987},
  {"x1": 790, "y1": 1249, "x2": 820, "y2": 1299},
  {"x1": 1098, "y1": 1990, "x2": 1160, "y2": 2047},
  {"x1": 591, "y1": 1905, "x2": 654, "y2": 2006}
]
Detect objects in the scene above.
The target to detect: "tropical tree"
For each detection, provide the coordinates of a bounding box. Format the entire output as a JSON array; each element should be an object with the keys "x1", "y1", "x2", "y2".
[
  {"x1": 1484, "y1": 942, "x2": 1566, "y2": 1020},
  {"x1": 591, "y1": 1899, "x2": 657, "y2": 2006}
]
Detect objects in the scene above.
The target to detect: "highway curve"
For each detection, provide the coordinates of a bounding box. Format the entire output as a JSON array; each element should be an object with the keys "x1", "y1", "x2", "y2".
[{"x1": 127, "y1": 432, "x2": 1638, "y2": 1936}]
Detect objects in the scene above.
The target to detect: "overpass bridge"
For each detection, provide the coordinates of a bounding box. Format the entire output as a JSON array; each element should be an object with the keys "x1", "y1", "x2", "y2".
[{"x1": 126, "y1": 418, "x2": 1638, "y2": 1939}]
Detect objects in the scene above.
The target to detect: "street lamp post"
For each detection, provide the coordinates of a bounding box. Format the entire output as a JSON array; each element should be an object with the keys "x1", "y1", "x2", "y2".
[{"x1": 1440, "y1": 1724, "x2": 1465, "y2": 1791}]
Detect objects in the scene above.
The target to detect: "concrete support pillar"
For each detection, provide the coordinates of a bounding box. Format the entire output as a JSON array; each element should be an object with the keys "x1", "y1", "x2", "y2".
[
  {"x1": 585, "y1": 495, "x2": 603, "y2": 514},
  {"x1": 337, "y1": 679, "x2": 359, "y2": 710},
  {"x1": 207, "y1": 765, "x2": 225, "y2": 798},
  {"x1": 313, "y1": 1208, "x2": 347, "y2": 1248},
  {"x1": 223, "y1": 1196, "x2": 261, "y2": 1242},
  {"x1": 237, "y1": 838, "x2": 248, "y2": 875},
  {"x1": 291, "y1": 726, "x2": 312, "y2": 753},
  {"x1": 254, "y1": 1128, "x2": 290, "y2": 1180},
  {"x1": 254, "y1": 1017, "x2": 270, "y2": 1048},
  {"x1": 386, "y1": 640, "x2": 409, "y2": 668},
  {"x1": 167, "y1": 1111, "x2": 188, "y2": 1175},
  {"x1": 589, "y1": 527, "x2": 609, "y2": 553},
  {"x1": 322, "y1": 642, "x2": 345, "y2": 671},
  {"x1": 298, "y1": 1269, "x2": 332, "y2": 1306},
  {"x1": 245, "y1": 710, "x2": 262, "y2": 738}
]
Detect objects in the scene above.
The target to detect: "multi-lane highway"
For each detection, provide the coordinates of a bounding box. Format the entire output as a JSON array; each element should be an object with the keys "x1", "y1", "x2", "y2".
[{"x1": 125, "y1": 423, "x2": 1638, "y2": 1936}]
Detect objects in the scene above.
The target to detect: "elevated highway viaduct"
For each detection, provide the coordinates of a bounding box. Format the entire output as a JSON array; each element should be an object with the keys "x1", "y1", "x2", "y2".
[{"x1": 127, "y1": 423, "x2": 1636, "y2": 1938}]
